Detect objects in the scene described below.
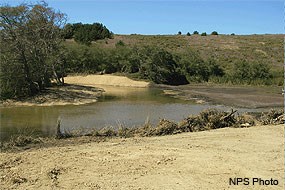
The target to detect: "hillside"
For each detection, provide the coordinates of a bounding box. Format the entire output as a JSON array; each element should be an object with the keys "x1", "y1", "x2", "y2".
[
  {"x1": 92, "y1": 34, "x2": 283, "y2": 70},
  {"x1": 64, "y1": 34, "x2": 284, "y2": 86}
]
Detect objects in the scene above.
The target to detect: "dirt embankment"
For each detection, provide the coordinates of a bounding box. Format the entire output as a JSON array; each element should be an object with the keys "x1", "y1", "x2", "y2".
[{"x1": 0, "y1": 124, "x2": 283, "y2": 189}]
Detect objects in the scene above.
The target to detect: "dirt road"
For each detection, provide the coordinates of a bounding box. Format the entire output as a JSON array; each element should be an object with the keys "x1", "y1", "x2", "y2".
[{"x1": 1, "y1": 124, "x2": 283, "y2": 189}]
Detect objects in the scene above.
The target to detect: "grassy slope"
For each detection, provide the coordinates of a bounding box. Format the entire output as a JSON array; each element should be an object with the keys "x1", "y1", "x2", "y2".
[{"x1": 90, "y1": 34, "x2": 283, "y2": 71}]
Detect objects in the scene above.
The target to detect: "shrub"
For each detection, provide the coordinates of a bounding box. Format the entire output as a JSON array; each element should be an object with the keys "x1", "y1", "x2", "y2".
[{"x1": 193, "y1": 31, "x2": 199, "y2": 35}]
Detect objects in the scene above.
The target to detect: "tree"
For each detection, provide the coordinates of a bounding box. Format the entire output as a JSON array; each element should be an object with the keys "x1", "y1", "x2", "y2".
[
  {"x1": 178, "y1": 31, "x2": 182, "y2": 35},
  {"x1": 201, "y1": 32, "x2": 207, "y2": 36},
  {"x1": 0, "y1": 2, "x2": 66, "y2": 98},
  {"x1": 186, "y1": 32, "x2": 191, "y2": 36},
  {"x1": 138, "y1": 47, "x2": 187, "y2": 85},
  {"x1": 177, "y1": 50, "x2": 211, "y2": 82},
  {"x1": 73, "y1": 23, "x2": 112, "y2": 45},
  {"x1": 207, "y1": 59, "x2": 224, "y2": 77},
  {"x1": 62, "y1": 23, "x2": 74, "y2": 39},
  {"x1": 193, "y1": 31, "x2": 199, "y2": 35},
  {"x1": 211, "y1": 31, "x2": 218, "y2": 35}
]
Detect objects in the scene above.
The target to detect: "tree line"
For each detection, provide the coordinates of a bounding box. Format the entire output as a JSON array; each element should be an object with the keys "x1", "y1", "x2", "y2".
[
  {"x1": 0, "y1": 2, "x2": 277, "y2": 100},
  {"x1": 65, "y1": 42, "x2": 274, "y2": 86}
]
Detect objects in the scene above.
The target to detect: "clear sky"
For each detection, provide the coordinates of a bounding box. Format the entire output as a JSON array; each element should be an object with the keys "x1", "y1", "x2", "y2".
[{"x1": 3, "y1": 0, "x2": 284, "y2": 35}]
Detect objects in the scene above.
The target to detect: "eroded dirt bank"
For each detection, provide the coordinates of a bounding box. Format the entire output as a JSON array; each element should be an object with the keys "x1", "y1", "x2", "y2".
[{"x1": 0, "y1": 124, "x2": 283, "y2": 189}]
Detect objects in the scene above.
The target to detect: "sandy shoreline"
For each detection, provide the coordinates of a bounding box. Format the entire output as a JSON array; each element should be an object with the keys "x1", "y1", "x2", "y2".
[
  {"x1": 0, "y1": 75, "x2": 149, "y2": 107},
  {"x1": 0, "y1": 124, "x2": 283, "y2": 189},
  {"x1": 0, "y1": 84, "x2": 103, "y2": 107},
  {"x1": 64, "y1": 74, "x2": 150, "y2": 88}
]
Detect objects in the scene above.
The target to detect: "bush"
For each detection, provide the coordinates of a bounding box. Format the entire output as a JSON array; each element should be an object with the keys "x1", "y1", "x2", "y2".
[
  {"x1": 193, "y1": 31, "x2": 199, "y2": 35},
  {"x1": 201, "y1": 32, "x2": 207, "y2": 36},
  {"x1": 186, "y1": 32, "x2": 191, "y2": 36},
  {"x1": 139, "y1": 47, "x2": 188, "y2": 85},
  {"x1": 211, "y1": 31, "x2": 218, "y2": 35},
  {"x1": 231, "y1": 61, "x2": 272, "y2": 85}
]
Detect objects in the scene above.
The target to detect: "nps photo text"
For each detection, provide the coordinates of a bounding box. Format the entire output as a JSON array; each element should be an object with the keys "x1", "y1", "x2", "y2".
[{"x1": 229, "y1": 178, "x2": 279, "y2": 186}]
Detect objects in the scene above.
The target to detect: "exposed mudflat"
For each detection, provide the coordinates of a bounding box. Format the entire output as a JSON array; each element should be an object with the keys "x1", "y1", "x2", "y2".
[
  {"x1": 158, "y1": 84, "x2": 283, "y2": 108},
  {"x1": 0, "y1": 124, "x2": 283, "y2": 189}
]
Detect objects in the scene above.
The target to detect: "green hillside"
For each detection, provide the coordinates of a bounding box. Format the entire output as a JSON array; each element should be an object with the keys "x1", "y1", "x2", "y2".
[
  {"x1": 64, "y1": 34, "x2": 283, "y2": 86},
  {"x1": 92, "y1": 34, "x2": 283, "y2": 70}
]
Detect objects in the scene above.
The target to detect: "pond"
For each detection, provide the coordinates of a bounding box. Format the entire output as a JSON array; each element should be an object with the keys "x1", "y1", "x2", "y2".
[{"x1": 0, "y1": 86, "x2": 267, "y2": 141}]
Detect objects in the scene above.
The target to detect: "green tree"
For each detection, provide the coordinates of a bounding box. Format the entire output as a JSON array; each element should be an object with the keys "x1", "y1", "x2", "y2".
[
  {"x1": 211, "y1": 31, "x2": 218, "y2": 35},
  {"x1": 73, "y1": 23, "x2": 112, "y2": 45},
  {"x1": 201, "y1": 32, "x2": 207, "y2": 36},
  {"x1": 193, "y1": 31, "x2": 199, "y2": 35},
  {"x1": 207, "y1": 59, "x2": 224, "y2": 77},
  {"x1": 0, "y1": 2, "x2": 66, "y2": 98},
  {"x1": 139, "y1": 47, "x2": 187, "y2": 85},
  {"x1": 186, "y1": 32, "x2": 191, "y2": 36},
  {"x1": 176, "y1": 50, "x2": 210, "y2": 82},
  {"x1": 62, "y1": 23, "x2": 74, "y2": 39},
  {"x1": 178, "y1": 31, "x2": 182, "y2": 35}
]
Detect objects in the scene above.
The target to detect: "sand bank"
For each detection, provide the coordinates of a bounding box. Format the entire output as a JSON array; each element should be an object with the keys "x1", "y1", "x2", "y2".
[
  {"x1": 0, "y1": 75, "x2": 149, "y2": 107},
  {"x1": 65, "y1": 74, "x2": 150, "y2": 88}
]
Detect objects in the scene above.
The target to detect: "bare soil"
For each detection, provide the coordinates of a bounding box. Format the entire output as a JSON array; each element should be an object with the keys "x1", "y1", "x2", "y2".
[{"x1": 0, "y1": 124, "x2": 283, "y2": 189}]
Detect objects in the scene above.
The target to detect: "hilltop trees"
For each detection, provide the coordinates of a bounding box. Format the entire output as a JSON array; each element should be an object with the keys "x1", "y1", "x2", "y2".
[
  {"x1": 0, "y1": 2, "x2": 66, "y2": 99},
  {"x1": 63, "y1": 22, "x2": 113, "y2": 45}
]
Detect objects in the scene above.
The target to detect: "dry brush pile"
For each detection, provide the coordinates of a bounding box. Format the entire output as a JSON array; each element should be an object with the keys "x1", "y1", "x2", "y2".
[{"x1": 1, "y1": 108, "x2": 284, "y2": 151}]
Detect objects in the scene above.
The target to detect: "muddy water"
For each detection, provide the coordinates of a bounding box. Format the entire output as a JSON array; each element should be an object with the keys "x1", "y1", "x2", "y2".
[{"x1": 0, "y1": 86, "x2": 266, "y2": 141}]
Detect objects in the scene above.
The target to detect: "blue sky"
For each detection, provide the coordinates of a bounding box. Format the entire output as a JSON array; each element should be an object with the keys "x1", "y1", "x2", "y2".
[{"x1": 3, "y1": 0, "x2": 284, "y2": 35}]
